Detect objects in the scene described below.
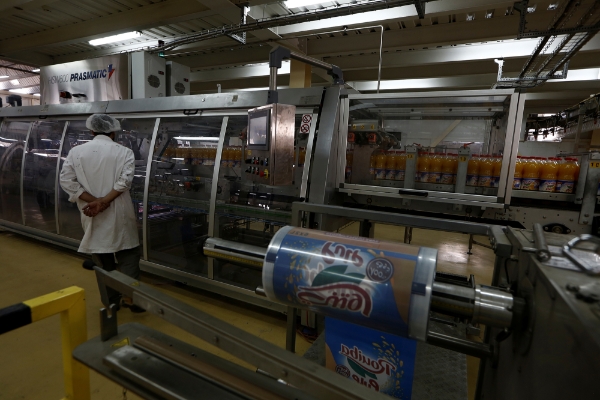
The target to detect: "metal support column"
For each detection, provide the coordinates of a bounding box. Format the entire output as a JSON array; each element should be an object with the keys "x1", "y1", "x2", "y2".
[
  {"x1": 20, "y1": 122, "x2": 34, "y2": 226},
  {"x1": 142, "y1": 118, "x2": 161, "y2": 261},
  {"x1": 54, "y1": 121, "x2": 69, "y2": 235},
  {"x1": 208, "y1": 116, "x2": 229, "y2": 279}
]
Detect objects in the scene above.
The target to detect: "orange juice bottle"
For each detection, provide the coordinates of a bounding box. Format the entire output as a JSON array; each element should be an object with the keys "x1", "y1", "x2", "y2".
[
  {"x1": 539, "y1": 158, "x2": 558, "y2": 192},
  {"x1": 450, "y1": 153, "x2": 459, "y2": 183},
  {"x1": 385, "y1": 151, "x2": 397, "y2": 180},
  {"x1": 513, "y1": 156, "x2": 524, "y2": 189},
  {"x1": 369, "y1": 152, "x2": 376, "y2": 178},
  {"x1": 429, "y1": 153, "x2": 443, "y2": 183},
  {"x1": 557, "y1": 158, "x2": 577, "y2": 193},
  {"x1": 479, "y1": 155, "x2": 494, "y2": 187},
  {"x1": 440, "y1": 153, "x2": 454, "y2": 184},
  {"x1": 375, "y1": 151, "x2": 387, "y2": 180},
  {"x1": 492, "y1": 156, "x2": 502, "y2": 188},
  {"x1": 345, "y1": 149, "x2": 354, "y2": 182},
  {"x1": 396, "y1": 151, "x2": 407, "y2": 181},
  {"x1": 234, "y1": 147, "x2": 242, "y2": 168},
  {"x1": 467, "y1": 154, "x2": 480, "y2": 186},
  {"x1": 221, "y1": 146, "x2": 229, "y2": 168},
  {"x1": 210, "y1": 147, "x2": 217, "y2": 165},
  {"x1": 522, "y1": 157, "x2": 541, "y2": 191},
  {"x1": 417, "y1": 152, "x2": 431, "y2": 183}
]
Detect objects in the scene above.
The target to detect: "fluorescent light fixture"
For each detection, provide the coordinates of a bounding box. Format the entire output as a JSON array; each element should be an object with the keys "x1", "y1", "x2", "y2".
[
  {"x1": 285, "y1": 0, "x2": 324, "y2": 9},
  {"x1": 41, "y1": 139, "x2": 53, "y2": 141},
  {"x1": 527, "y1": 4, "x2": 537, "y2": 13},
  {"x1": 32, "y1": 68, "x2": 40, "y2": 72},
  {"x1": 89, "y1": 31, "x2": 142, "y2": 46},
  {"x1": 33, "y1": 93, "x2": 40, "y2": 97},
  {"x1": 9, "y1": 88, "x2": 29, "y2": 93},
  {"x1": 0, "y1": 137, "x2": 17, "y2": 142},
  {"x1": 173, "y1": 136, "x2": 219, "y2": 141},
  {"x1": 10, "y1": 79, "x2": 19, "y2": 85},
  {"x1": 548, "y1": 3, "x2": 559, "y2": 10},
  {"x1": 0, "y1": 75, "x2": 8, "y2": 79}
]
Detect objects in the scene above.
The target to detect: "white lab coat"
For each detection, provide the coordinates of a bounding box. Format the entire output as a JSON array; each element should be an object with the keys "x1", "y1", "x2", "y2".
[{"x1": 60, "y1": 135, "x2": 139, "y2": 254}]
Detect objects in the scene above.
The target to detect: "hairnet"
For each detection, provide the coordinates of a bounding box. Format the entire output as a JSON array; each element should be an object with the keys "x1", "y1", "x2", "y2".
[{"x1": 86, "y1": 114, "x2": 121, "y2": 133}]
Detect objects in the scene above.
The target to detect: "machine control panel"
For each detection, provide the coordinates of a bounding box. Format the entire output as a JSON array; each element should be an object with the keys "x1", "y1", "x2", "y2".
[{"x1": 245, "y1": 103, "x2": 295, "y2": 186}]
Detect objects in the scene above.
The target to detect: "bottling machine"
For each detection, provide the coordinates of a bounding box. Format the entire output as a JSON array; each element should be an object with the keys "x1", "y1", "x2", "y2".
[{"x1": 0, "y1": 67, "x2": 599, "y2": 398}]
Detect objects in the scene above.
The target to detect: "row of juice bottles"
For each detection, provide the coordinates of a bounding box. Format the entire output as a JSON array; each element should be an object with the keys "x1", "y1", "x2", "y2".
[
  {"x1": 161, "y1": 145, "x2": 309, "y2": 168},
  {"x1": 363, "y1": 150, "x2": 582, "y2": 193},
  {"x1": 513, "y1": 156, "x2": 579, "y2": 193}
]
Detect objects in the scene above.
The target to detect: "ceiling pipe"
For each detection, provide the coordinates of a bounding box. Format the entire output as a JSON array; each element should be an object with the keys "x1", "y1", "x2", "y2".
[{"x1": 154, "y1": 0, "x2": 430, "y2": 53}]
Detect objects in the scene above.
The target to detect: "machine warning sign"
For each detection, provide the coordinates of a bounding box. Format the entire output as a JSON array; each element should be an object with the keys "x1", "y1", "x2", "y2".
[{"x1": 300, "y1": 114, "x2": 312, "y2": 134}]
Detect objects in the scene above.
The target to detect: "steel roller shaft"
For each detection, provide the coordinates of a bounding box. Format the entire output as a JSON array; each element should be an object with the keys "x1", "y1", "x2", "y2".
[{"x1": 203, "y1": 236, "x2": 516, "y2": 330}]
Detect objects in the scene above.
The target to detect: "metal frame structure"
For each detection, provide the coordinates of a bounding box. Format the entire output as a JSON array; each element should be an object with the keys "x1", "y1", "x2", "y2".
[
  {"x1": 0, "y1": 87, "x2": 326, "y2": 313},
  {"x1": 337, "y1": 89, "x2": 526, "y2": 209}
]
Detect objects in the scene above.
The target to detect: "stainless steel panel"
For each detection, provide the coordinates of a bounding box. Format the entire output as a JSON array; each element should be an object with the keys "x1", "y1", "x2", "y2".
[
  {"x1": 0, "y1": 102, "x2": 109, "y2": 117},
  {"x1": 299, "y1": 112, "x2": 318, "y2": 199},
  {"x1": 348, "y1": 89, "x2": 514, "y2": 101},
  {"x1": 578, "y1": 152, "x2": 600, "y2": 225}
]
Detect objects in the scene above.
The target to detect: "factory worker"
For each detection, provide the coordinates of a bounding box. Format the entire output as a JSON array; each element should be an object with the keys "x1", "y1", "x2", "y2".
[{"x1": 59, "y1": 114, "x2": 144, "y2": 313}]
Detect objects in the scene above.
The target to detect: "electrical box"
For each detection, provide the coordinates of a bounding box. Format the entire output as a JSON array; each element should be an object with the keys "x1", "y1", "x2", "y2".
[
  {"x1": 166, "y1": 61, "x2": 190, "y2": 97},
  {"x1": 245, "y1": 104, "x2": 296, "y2": 186},
  {"x1": 131, "y1": 51, "x2": 166, "y2": 99}
]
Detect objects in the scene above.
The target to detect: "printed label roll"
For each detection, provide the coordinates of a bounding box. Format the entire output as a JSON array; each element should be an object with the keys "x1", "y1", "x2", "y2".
[{"x1": 263, "y1": 227, "x2": 437, "y2": 341}]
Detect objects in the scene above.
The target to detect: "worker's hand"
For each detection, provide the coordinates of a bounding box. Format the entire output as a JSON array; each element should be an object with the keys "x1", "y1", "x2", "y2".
[{"x1": 83, "y1": 200, "x2": 109, "y2": 217}]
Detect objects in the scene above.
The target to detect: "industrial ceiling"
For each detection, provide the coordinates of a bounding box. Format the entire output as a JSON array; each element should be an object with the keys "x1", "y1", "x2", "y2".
[{"x1": 0, "y1": 0, "x2": 599, "y2": 112}]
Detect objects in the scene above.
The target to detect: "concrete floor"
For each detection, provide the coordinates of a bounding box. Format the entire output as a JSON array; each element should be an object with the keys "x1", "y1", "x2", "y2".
[{"x1": 0, "y1": 223, "x2": 494, "y2": 400}]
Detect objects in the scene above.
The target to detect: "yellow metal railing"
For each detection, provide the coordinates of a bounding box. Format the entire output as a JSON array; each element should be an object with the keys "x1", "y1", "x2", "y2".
[{"x1": 0, "y1": 286, "x2": 90, "y2": 400}]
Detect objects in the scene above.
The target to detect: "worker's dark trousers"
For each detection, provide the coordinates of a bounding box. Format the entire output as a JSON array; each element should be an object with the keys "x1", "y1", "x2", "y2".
[{"x1": 92, "y1": 246, "x2": 141, "y2": 307}]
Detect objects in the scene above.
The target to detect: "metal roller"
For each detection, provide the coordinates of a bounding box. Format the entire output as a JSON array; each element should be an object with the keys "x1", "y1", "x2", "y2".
[{"x1": 203, "y1": 228, "x2": 516, "y2": 334}]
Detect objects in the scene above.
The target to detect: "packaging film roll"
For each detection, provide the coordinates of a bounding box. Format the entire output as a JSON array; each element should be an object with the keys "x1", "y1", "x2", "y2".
[{"x1": 263, "y1": 226, "x2": 437, "y2": 341}]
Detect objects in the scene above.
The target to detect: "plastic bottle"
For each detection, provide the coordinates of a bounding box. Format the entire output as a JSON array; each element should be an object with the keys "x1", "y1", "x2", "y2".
[
  {"x1": 417, "y1": 152, "x2": 431, "y2": 183},
  {"x1": 209, "y1": 147, "x2": 217, "y2": 166},
  {"x1": 450, "y1": 153, "x2": 459, "y2": 184},
  {"x1": 429, "y1": 153, "x2": 443, "y2": 183},
  {"x1": 221, "y1": 147, "x2": 229, "y2": 168},
  {"x1": 396, "y1": 151, "x2": 406, "y2": 181},
  {"x1": 539, "y1": 157, "x2": 558, "y2": 192},
  {"x1": 466, "y1": 154, "x2": 480, "y2": 186},
  {"x1": 386, "y1": 151, "x2": 397, "y2": 180},
  {"x1": 513, "y1": 156, "x2": 524, "y2": 189},
  {"x1": 478, "y1": 155, "x2": 494, "y2": 188},
  {"x1": 492, "y1": 156, "x2": 502, "y2": 188},
  {"x1": 345, "y1": 149, "x2": 354, "y2": 181},
  {"x1": 369, "y1": 150, "x2": 378, "y2": 179},
  {"x1": 440, "y1": 153, "x2": 454, "y2": 184},
  {"x1": 233, "y1": 147, "x2": 242, "y2": 168},
  {"x1": 557, "y1": 158, "x2": 577, "y2": 193},
  {"x1": 375, "y1": 151, "x2": 387, "y2": 180},
  {"x1": 522, "y1": 157, "x2": 541, "y2": 191}
]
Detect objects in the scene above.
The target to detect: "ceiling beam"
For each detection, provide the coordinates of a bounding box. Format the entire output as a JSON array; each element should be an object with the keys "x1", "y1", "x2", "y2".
[
  {"x1": 0, "y1": 0, "x2": 210, "y2": 55},
  {"x1": 0, "y1": 0, "x2": 60, "y2": 13}
]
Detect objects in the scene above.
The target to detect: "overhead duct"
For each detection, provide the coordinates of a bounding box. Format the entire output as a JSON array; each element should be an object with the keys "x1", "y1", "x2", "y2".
[{"x1": 155, "y1": 0, "x2": 430, "y2": 52}]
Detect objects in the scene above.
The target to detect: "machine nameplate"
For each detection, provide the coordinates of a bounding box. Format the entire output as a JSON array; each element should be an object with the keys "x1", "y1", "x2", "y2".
[{"x1": 589, "y1": 161, "x2": 600, "y2": 169}]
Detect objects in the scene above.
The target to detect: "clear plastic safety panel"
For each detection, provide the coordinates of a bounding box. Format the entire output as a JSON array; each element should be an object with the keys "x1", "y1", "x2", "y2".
[
  {"x1": 212, "y1": 113, "x2": 309, "y2": 289},
  {"x1": 23, "y1": 121, "x2": 65, "y2": 232},
  {"x1": 0, "y1": 121, "x2": 31, "y2": 224},
  {"x1": 147, "y1": 116, "x2": 225, "y2": 276}
]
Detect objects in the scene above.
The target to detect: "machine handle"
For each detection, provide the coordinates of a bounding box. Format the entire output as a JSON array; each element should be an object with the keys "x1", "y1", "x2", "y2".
[
  {"x1": 533, "y1": 223, "x2": 551, "y2": 261},
  {"x1": 562, "y1": 234, "x2": 600, "y2": 275}
]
